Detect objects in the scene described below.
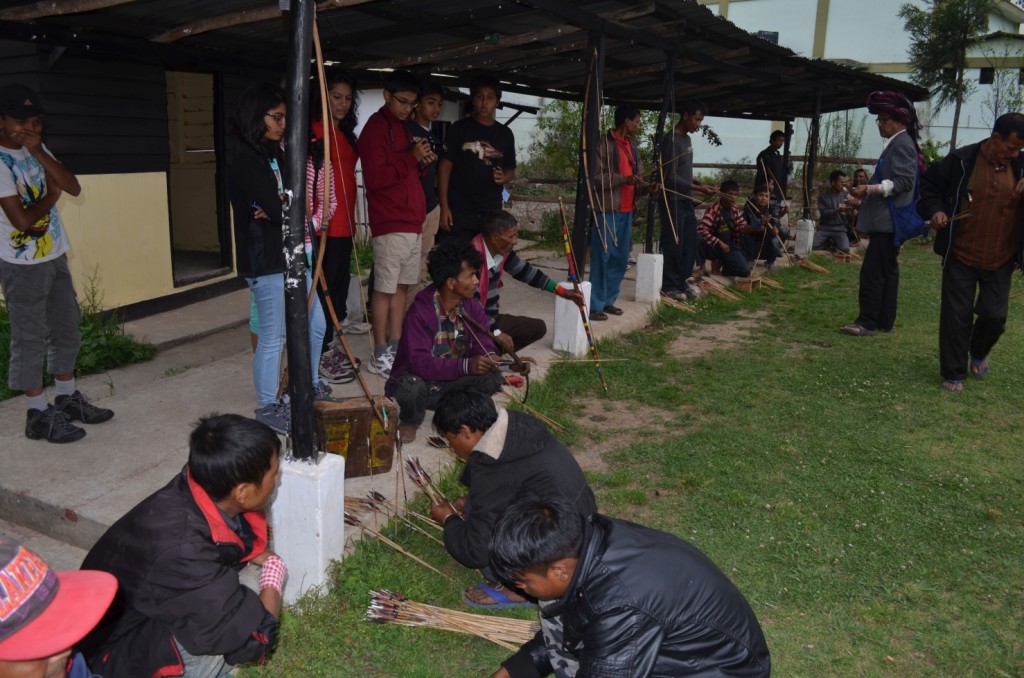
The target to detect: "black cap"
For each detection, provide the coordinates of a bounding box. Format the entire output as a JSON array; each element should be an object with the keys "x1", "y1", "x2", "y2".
[{"x1": 0, "y1": 84, "x2": 44, "y2": 118}]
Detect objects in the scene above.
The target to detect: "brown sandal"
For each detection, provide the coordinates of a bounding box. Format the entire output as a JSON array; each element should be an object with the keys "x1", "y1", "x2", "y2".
[
  {"x1": 589, "y1": 310, "x2": 609, "y2": 321},
  {"x1": 604, "y1": 305, "x2": 624, "y2": 316}
]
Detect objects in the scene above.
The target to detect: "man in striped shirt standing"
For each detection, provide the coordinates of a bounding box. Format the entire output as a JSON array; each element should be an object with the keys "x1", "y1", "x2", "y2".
[
  {"x1": 919, "y1": 112, "x2": 1024, "y2": 393},
  {"x1": 470, "y1": 210, "x2": 583, "y2": 354}
]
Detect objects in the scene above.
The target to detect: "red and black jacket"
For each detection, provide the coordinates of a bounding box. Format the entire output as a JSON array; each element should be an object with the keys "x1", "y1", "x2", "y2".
[{"x1": 79, "y1": 468, "x2": 275, "y2": 677}]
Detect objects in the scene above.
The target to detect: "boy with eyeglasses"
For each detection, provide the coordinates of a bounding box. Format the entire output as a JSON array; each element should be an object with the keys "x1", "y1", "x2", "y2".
[
  {"x1": 438, "y1": 74, "x2": 517, "y2": 242},
  {"x1": 359, "y1": 70, "x2": 436, "y2": 378}
]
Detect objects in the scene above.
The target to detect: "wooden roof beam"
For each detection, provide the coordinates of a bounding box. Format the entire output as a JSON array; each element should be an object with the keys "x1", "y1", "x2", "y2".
[
  {"x1": 151, "y1": 0, "x2": 374, "y2": 44},
  {"x1": 350, "y1": 2, "x2": 654, "y2": 71},
  {"x1": 0, "y1": 0, "x2": 135, "y2": 22}
]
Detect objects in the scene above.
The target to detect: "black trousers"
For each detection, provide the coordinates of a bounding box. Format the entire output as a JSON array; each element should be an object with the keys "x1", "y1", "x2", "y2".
[
  {"x1": 659, "y1": 199, "x2": 698, "y2": 292},
  {"x1": 699, "y1": 240, "x2": 750, "y2": 277},
  {"x1": 855, "y1": 233, "x2": 899, "y2": 332},
  {"x1": 939, "y1": 256, "x2": 1014, "y2": 381},
  {"x1": 386, "y1": 371, "x2": 504, "y2": 425},
  {"x1": 317, "y1": 235, "x2": 353, "y2": 353},
  {"x1": 495, "y1": 313, "x2": 547, "y2": 352}
]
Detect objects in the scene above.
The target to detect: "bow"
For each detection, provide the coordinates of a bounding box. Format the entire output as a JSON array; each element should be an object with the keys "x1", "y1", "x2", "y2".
[{"x1": 558, "y1": 198, "x2": 609, "y2": 392}]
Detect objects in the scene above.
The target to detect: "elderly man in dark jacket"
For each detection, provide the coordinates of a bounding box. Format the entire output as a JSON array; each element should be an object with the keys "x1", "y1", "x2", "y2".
[
  {"x1": 489, "y1": 498, "x2": 771, "y2": 678},
  {"x1": 917, "y1": 112, "x2": 1024, "y2": 393},
  {"x1": 430, "y1": 389, "x2": 596, "y2": 609}
]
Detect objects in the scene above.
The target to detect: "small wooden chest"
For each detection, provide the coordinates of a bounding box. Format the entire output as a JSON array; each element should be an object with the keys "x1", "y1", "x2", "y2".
[{"x1": 313, "y1": 396, "x2": 397, "y2": 478}]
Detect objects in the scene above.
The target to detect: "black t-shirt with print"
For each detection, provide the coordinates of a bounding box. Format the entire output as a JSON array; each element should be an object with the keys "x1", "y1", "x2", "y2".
[{"x1": 443, "y1": 117, "x2": 516, "y2": 215}]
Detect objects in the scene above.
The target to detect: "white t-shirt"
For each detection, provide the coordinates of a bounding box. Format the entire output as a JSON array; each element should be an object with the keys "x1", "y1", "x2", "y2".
[{"x1": 0, "y1": 144, "x2": 69, "y2": 264}]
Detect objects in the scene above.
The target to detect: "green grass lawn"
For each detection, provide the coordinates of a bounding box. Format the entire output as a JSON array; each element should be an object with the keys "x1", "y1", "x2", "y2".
[{"x1": 245, "y1": 242, "x2": 1024, "y2": 677}]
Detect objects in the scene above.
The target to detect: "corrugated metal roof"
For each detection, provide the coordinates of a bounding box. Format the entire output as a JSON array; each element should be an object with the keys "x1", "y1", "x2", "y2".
[{"x1": 0, "y1": 0, "x2": 928, "y2": 119}]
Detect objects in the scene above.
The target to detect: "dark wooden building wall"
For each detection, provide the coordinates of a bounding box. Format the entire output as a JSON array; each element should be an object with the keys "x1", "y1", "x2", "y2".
[{"x1": 0, "y1": 40, "x2": 169, "y2": 175}]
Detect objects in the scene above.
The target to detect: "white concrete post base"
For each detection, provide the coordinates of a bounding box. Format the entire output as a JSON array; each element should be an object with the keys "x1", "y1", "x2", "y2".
[
  {"x1": 635, "y1": 253, "x2": 663, "y2": 304},
  {"x1": 553, "y1": 281, "x2": 592, "y2": 356},
  {"x1": 269, "y1": 453, "x2": 346, "y2": 603}
]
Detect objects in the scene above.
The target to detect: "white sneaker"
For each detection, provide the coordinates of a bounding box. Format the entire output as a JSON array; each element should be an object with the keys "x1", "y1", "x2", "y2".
[{"x1": 368, "y1": 346, "x2": 394, "y2": 378}]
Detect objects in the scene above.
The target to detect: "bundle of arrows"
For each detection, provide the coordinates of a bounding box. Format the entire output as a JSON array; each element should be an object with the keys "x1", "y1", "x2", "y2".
[
  {"x1": 500, "y1": 388, "x2": 566, "y2": 433},
  {"x1": 696, "y1": 277, "x2": 742, "y2": 301},
  {"x1": 344, "y1": 511, "x2": 452, "y2": 580},
  {"x1": 660, "y1": 291, "x2": 697, "y2": 312},
  {"x1": 366, "y1": 490, "x2": 441, "y2": 532},
  {"x1": 795, "y1": 256, "x2": 830, "y2": 274},
  {"x1": 361, "y1": 491, "x2": 444, "y2": 546},
  {"x1": 760, "y1": 276, "x2": 783, "y2": 289},
  {"x1": 404, "y1": 456, "x2": 450, "y2": 506},
  {"x1": 366, "y1": 589, "x2": 539, "y2": 651}
]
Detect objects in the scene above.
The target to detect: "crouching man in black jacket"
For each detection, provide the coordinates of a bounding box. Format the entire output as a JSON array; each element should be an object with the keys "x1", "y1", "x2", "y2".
[
  {"x1": 489, "y1": 498, "x2": 771, "y2": 678},
  {"x1": 79, "y1": 414, "x2": 286, "y2": 677},
  {"x1": 430, "y1": 389, "x2": 596, "y2": 609}
]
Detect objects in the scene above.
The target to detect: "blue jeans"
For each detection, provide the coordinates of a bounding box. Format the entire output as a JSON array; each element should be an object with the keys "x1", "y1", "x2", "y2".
[
  {"x1": 589, "y1": 211, "x2": 632, "y2": 311},
  {"x1": 659, "y1": 199, "x2": 697, "y2": 292},
  {"x1": 246, "y1": 272, "x2": 326, "y2": 406}
]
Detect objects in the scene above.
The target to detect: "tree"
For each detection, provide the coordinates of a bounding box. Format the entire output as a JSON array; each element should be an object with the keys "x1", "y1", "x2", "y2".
[
  {"x1": 980, "y1": 44, "x2": 1024, "y2": 128},
  {"x1": 899, "y1": 0, "x2": 994, "y2": 149}
]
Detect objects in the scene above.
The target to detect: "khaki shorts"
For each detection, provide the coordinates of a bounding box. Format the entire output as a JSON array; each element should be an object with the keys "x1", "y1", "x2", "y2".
[{"x1": 372, "y1": 232, "x2": 421, "y2": 293}]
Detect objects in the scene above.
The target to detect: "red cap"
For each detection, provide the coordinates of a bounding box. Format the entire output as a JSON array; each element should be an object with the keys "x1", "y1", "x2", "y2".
[{"x1": 0, "y1": 535, "x2": 117, "y2": 661}]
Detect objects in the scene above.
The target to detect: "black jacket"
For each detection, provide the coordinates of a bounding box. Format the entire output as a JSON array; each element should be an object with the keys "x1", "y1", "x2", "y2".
[
  {"x1": 227, "y1": 140, "x2": 287, "y2": 277},
  {"x1": 79, "y1": 469, "x2": 276, "y2": 677},
  {"x1": 917, "y1": 140, "x2": 1024, "y2": 269},
  {"x1": 444, "y1": 409, "x2": 597, "y2": 569},
  {"x1": 504, "y1": 514, "x2": 771, "y2": 678}
]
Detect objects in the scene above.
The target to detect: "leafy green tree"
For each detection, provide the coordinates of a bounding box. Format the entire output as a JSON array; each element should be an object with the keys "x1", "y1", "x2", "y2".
[
  {"x1": 519, "y1": 99, "x2": 717, "y2": 180},
  {"x1": 899, "y1": 0, "x2": 995, "y2": 149}
]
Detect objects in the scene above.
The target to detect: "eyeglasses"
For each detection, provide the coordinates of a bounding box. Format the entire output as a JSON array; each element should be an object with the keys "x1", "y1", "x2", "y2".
[
  {"x1": 391, "y1": 94, "x2": 418, "y2": 109},
  {"x1": 875, "y1": 116, "x2": 891, "y2": 126},
  {"x1": 265, "y1": 112, "x2": 286, "y2": 124}
]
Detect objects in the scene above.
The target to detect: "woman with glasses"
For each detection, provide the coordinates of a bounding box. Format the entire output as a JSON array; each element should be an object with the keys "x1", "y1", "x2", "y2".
[
  {"x1": 227, "y1": 82, "x2": 329, "y2": 433},
  {"x1": 841, "y1": 90, "x2": 925, "y2": 337}
]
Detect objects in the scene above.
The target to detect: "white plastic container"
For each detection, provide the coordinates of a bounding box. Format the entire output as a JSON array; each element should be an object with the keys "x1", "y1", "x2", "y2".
[{"x1": 795, "y1": 218, "x2": 815, "y2": 256}]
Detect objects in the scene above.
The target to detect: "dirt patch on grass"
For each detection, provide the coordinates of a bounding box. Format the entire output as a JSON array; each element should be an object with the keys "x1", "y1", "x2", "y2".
[
  {"x1": 572, "y1": 399, "x2": 682, "y2": 473},
  {"x1": 666, "y1": 309, "x2": 770, "y2": 359}
]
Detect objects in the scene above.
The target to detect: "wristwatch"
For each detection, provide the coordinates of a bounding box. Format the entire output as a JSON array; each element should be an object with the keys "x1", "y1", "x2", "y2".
[{"x1": 492, "y1": 329, "x2": 502, "y2": 337}]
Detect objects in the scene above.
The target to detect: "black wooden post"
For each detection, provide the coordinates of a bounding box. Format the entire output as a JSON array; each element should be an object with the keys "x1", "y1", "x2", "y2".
[
  {"x1": 283, "y1": 0, "x2": 316, "y2": 459},
  {"x1": 782, "y1": 119, "x2": 793, "y2": 202},
  {"x1": 645, "y1": 51, "x2": 676, "y2": 254},
  {"x1": 804, "y1": 89, "x2": 822, "y2": 219},
  {"x1": 571, "y1": 30, "x2": 604, "y2": 276}
]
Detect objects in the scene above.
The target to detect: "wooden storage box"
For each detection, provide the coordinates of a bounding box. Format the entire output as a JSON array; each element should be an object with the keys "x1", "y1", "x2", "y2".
[
  {"x1": 733, "y1": 276, "x2": 762, "y2": 293},
  {"x1": 314, "y1": 396, "x2": 397, "y2": 478}
]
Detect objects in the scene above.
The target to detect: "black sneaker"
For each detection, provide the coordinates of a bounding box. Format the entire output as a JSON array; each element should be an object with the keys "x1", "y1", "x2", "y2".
[
  {"x1": 26, "y1": 405, "x2": 86, "y2": 443},
  {"x1": 54, "y1": 390, "x2": 114, "y2": 424}
]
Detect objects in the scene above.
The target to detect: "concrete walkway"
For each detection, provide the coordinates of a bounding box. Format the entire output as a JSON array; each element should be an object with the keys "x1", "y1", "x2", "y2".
[{"x1": 0, "y1": 244, "x2": 656, "y2": 570}]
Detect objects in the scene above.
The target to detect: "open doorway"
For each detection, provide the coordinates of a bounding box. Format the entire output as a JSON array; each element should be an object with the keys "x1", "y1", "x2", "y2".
[{"x1": 166, "y1": 70, "x2": 229, "y2": 286}]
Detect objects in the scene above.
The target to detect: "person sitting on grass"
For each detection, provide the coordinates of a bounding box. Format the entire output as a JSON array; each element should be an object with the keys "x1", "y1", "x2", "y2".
[
  {"x1": 814, "y1": 170, "x2": 852, "y2": 254},
  {"x1": 487, "y1": 498, "x2": 772, "y2": 678},
  {"x1": 428, "y1": 389, "x2": 596, "y2": 610},
  {"x1": 742, "y1": 183, "x2": 782, "y2": 271},
  {"x1": 79, "y1": 414, "x2": 287, "y2": 678},
  {"x1": 0, "y1": 534, "x2": 117, "y2": 678},
  {"x1": 697, "y1": 179, "x2": 754, "y2": 277},
  {"x1": 471, "y1": 209, "x2": 584, "y2": 353},
  {"x1": 385, "y1": 239, "x2": 511, "y2": 443}
]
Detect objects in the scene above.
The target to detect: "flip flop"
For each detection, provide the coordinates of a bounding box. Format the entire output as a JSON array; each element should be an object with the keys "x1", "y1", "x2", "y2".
[
  {"x1": 941, "y1": 379, "x2": 964, "y2": 393},
  {"x1": 970, "y1": 356, "x2": 989, "y2": 379},
  {"x1": 462, "y1": 582, "x2": 534, "y2": 609}
]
